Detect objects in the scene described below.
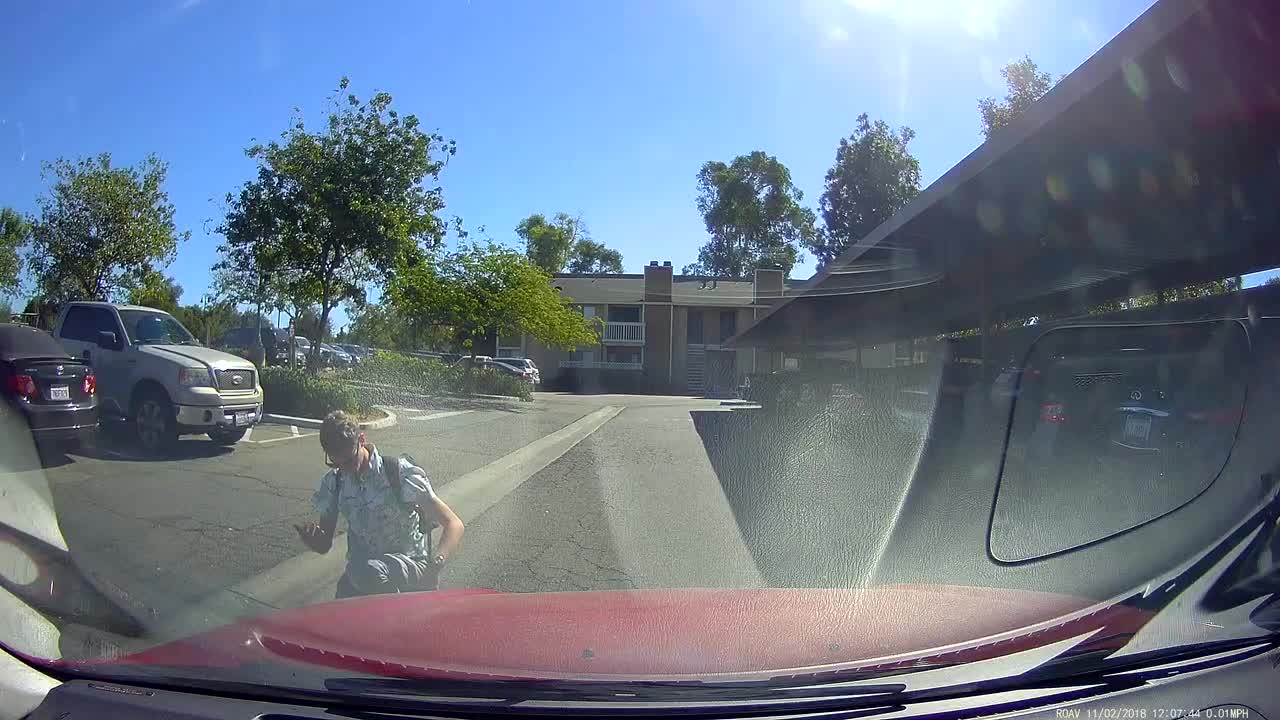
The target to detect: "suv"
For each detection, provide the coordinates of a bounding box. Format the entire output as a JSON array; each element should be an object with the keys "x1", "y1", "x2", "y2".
[
  {"x1": 54, "y1": 302, "x2": 263, "y2": 453},
  {"x1": 213, "y1": 327, "x2": 286, "y2": 366},
  {"x1": 494, "y1": 357, "x2": 540, "y2": 384}
]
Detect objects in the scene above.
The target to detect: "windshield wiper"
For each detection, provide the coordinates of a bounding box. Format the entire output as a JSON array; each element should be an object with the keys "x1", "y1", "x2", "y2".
[
  {"x1": 324, "y1": 675, "x2": 907, "y2": 712},
  {"x1": 320, "y1": 637, "x2": 1278, "y2": 714}
]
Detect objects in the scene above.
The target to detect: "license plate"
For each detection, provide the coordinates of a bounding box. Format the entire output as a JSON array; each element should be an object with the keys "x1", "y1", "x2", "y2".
[
  {"x1": 1124, "y1": 414, "x2": 1152, "y2": 443},
  {"x1": 49, "y1": 385, "x2": 70, "y2": 401},
  {"x1": 234, "y1": 411, "x2": 252, "y2": 426}
]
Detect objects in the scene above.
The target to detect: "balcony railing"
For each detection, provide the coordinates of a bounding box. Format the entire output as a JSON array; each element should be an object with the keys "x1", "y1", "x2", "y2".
[
  {"x1": 560, "y1": 360, "x2": 643, "y2": 370},
  {"x1": 601, "y1": 321, "x2": 645, "y2": 344}
]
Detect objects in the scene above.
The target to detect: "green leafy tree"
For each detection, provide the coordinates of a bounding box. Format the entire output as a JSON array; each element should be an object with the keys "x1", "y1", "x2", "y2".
[
  {"x1": 809, "y1": 114, "x2": 922, "y2": 269},
  {"x1": 0, "y1": 207, "x2": 30, "y2": 295},
  {"x1": 978, "y1": 56, "x2": 1054, "y2": 139},
  {"x1": 127, "y1": 269, "x2": 183, "y2": 314},
  {"x1": 389, "y1": 243, "x2": 599, "y2": 357},
  {"x1": 517, "y1": 212, "x2": 624, "y2": 274},
  {"x1": 218, "y1": 77, "x2": 455, "y2": 368},
  {"x1": 174, "y1": 297, "x2": 237, "y2": 346},
  {"x1": 26, "y1": 153, "x2": 188, "y2": 302},
  {"x1": 567, "y1": 238, "x2": 624, "y2": 274},
  {"x1": 685, "y1": 151, "x2": 815, "y2": 278}
]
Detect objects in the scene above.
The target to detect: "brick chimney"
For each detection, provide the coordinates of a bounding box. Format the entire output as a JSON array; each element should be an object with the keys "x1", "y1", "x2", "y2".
[
  {"x1": 753, "y1": 269, "x2": 784, "y2": 305},
  {"x1": 644, "y1": 261, "x2": 672, "y2": 303}
]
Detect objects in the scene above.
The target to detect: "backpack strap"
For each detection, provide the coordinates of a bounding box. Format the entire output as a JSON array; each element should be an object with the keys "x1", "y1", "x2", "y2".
[{"x1": 381, "y1": 450, "x2": 435, "y2": 555}]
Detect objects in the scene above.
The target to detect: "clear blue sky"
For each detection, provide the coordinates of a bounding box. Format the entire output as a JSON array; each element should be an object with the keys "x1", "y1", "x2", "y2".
[{"x1": 3, "y1": 0, "x2": 1274, "y2": 329}]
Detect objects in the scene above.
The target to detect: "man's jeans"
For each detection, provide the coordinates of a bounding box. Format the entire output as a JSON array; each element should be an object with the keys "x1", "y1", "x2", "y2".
[{"x1": 335, "y1": 553, "x2": 440, "y2": 598}]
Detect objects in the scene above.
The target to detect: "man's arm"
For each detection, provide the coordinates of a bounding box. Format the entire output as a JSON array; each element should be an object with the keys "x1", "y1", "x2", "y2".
[{"x1": 424, "y1": 494, "x2": 464, "y2": 562}]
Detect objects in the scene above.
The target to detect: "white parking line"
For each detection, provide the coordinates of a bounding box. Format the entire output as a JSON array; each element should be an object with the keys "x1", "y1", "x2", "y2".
[
  {"x1": 290, "y1": 425, "x2": 299, "y2": 436},
  {"x1": 240, "y1": 427, "x2": 253, "y2": 442},
  {"x1": 248, "y1": 432, "x2": 318, "y2": 445},
  {"x1": 406, "y1": 410, "x2": 473, "y2": 422}
]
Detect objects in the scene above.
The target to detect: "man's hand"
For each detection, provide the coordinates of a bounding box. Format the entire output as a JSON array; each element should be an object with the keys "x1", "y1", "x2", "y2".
[{"x1": 295, "y1": 521, "x2": 332, "y2": 553}]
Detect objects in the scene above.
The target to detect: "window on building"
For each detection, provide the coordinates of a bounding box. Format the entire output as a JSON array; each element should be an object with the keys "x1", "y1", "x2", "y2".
[
  {"x1": 719, "y1": 310, "x2": 737, "y2": 343},
  {"x1": 687, "y1": 309, "x2": 703, "y2": 345},
  {"x1": 607, "y1": 305, "x2": 641, "y2": 323},
  {"x1": 606, "y1": 347, "x2": 642, "y2": 366}
]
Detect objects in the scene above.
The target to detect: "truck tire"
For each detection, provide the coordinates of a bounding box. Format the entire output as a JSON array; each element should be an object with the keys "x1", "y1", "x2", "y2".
[
  {"x1": 134, "y1": 389, "x2": 178, "y2": 455},
  {"x1": 208, "y1": 427, "x2": 247, "y2": 445}
]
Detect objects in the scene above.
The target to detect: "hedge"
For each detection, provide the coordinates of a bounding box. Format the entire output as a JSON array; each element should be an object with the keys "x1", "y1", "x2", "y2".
[
  {"x1": 339, "y1": 352, "x2": 533, "y2": 401},
  {"x1": 260, "y1": 367, "x2": 373, "y2": 419}
]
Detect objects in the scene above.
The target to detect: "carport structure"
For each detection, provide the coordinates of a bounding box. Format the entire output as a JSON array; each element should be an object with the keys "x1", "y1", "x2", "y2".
[{"x1": 732, "y1": 0, "x2": 1280, "y2": 358}]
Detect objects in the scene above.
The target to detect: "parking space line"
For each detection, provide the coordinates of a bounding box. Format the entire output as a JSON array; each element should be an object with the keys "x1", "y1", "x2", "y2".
[
  {"x1": 248, "y1": 432, "x2": 318, "y2": 445},
  {"x1": 407, "y1": 410, "x2": 473, "y2": 422},
  {"x1": 290, "y1": 425, "x2": 299, "y2": 436},
  {"x1": 241, "y1": 427, "x2": 253, "y2": 442}
]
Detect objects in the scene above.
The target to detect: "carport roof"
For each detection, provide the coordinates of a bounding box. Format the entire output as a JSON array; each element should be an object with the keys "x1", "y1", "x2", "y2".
[{"x1": 734, "y1": 0, "x2": 1280, "y2": 350}]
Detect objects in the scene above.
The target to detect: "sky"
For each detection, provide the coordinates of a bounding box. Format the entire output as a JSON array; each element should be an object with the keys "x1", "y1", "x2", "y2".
[{"x1": 3, "y1": 0, "x2": 1275, "y2": 330}]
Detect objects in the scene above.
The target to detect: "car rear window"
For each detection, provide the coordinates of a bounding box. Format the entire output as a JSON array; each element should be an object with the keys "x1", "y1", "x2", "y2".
[
  {"x1": 991, "y1": 321, "x2": 1250, "y2": 562},
  {"x1": 0, "y1": 323, "x2": 70, "y2": 361}
]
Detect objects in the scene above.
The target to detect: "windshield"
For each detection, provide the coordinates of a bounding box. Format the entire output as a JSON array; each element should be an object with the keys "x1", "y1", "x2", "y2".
[
  {"x1": 118, "y1": 309, "x2": 198, "y2": 345},
  {"x1": 3, "y1": 0, "x2": 1279, "y2": 712}
]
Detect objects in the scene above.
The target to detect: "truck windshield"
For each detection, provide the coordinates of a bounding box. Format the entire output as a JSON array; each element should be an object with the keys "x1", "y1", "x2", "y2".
[{"x1": 118, "y1": 310, "x2": 199, "y2": 345}]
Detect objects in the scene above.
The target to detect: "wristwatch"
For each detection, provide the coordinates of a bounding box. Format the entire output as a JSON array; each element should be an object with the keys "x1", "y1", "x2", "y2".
[{"x1": 432, "y1": 554, "x2": 447, "y2": 568}]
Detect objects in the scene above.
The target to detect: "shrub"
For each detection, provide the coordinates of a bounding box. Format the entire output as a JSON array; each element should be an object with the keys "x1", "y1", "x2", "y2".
[
  {"x1": 338, "y1": 352, "x2": 532, "y2": 400},
  {"x1": 260, "y1": 367, "x2": 372, "y2": 418}
]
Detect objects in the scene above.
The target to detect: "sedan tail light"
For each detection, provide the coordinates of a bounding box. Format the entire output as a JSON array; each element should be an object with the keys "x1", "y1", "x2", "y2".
[
  {"x1": 1040, "y1": 402, "x2": 1067, "y2": 424},
  {"x1": 83, "y1": 373, "x2": 97, "y2": 396},
  {"x1": 9, "y1": 374, "x2": 38, "y2": 399}
]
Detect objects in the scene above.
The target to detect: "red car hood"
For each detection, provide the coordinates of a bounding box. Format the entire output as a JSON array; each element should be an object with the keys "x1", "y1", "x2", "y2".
[{"x1": 104, "y1": 586, "x2": 1147, "y2": 682}]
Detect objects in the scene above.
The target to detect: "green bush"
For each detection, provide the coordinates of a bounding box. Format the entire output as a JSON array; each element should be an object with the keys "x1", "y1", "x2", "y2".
[
  {"x1": 339, "y1": 352, "x2": 532, "y2": 400},
  {"x1": 260, "y1": 367, "x2": 373, "y2": 418}
]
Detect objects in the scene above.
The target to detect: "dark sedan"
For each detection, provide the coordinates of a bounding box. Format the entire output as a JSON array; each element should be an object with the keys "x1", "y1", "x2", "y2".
[{"x1": 0, "y1": 323, "x2": 98, "y2": 451}]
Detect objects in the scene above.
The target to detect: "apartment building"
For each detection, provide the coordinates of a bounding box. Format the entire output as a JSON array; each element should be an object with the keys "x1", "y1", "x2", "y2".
[{"x1": 497, "y1": 262, "x2": 794, "y2": 395}]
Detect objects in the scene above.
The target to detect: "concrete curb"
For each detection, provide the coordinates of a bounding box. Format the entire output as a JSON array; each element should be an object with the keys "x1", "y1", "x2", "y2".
[
  {"x1": 151, "y1": 404, "x2": 623, "y2": 641},
  {"x1": 261, "y1": 406, "x2": 397, "y2": 430}
]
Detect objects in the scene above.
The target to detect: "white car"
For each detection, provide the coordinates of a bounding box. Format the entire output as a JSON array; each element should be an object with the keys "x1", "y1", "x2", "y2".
[
  {"x1": 54, "y1": 302, "x2": 263, "y2": 453},
  {"x1": 494, "y1": 357, "x2": 541, "y2": 384}
]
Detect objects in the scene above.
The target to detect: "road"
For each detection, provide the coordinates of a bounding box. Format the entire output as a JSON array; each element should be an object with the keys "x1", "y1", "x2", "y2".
[{"x1": 17, "y1": 391, "x2": 919, "y2": 639}]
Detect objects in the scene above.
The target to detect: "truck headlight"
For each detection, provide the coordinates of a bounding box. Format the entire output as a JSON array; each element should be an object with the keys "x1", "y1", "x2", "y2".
[{"x1": 179, "y1": 367, "x2": 214, "y2": 387}]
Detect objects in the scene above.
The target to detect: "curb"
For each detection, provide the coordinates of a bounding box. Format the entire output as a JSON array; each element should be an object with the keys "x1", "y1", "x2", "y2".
[{"x1": 261, "y1": 406, "x2": 397, "y2": 430}]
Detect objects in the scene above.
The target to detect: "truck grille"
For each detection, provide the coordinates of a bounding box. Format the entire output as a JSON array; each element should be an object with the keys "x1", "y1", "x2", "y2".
[{"x1": 216, "y1": 369, "x2": 256, "y2": 391}]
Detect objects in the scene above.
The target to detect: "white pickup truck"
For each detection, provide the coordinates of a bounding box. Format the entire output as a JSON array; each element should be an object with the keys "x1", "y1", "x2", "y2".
[{"x1": 53, "y1": 302, "x2": 264, "y2": 453}]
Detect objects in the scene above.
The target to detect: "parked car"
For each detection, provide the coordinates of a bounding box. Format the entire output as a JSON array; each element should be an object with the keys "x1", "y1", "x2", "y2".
[
  {"x1": 452, "y1": 355, "x2": 494, "y2": 370},
  {"x1": 213, "y1": 327, "x2": 286, "y2": 365},
  {"x1": 320, "y1": 343, "x2": 353, "y2": 368},
  {"x1": 337, "y1": 343, "x2": 366, "y2": 365},
  {"x1": 494, "y1": 357, "x2": 541, "y2": 384},
  {"x1": 292, "y1": 336, "x2": 312, "y2": 366},
  {"x1": 1, "y1": 323, "x2": 98, "y2": 452},
  {"x1": 53, "y1": 302, "x2": 263, "y2": 453}
]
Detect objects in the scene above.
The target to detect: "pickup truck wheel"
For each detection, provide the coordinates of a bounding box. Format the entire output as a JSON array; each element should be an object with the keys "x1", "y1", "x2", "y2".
[
  {"x1": 134, "y1": 392, "x2": 178, "y2": 455},
  {"x1": 208, "y1": 428, "x2": 247, "y2": 445}
]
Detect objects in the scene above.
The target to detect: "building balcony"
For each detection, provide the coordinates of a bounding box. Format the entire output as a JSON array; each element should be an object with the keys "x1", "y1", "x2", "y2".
[
  {"x1": 559, "y1": 360, "x2": 643, "y2": 371},
  {"x1": 601, "y1": 321, "x2": 645, "y2": 345}
]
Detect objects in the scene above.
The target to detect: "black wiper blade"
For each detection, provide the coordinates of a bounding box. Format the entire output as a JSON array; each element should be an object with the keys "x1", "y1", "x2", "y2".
[{"x1": 324, "y1": 675, "x2": 906, "y2": 710}]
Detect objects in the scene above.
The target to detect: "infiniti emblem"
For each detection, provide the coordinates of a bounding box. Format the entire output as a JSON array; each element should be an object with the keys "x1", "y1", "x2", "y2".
[
  {"x1": 55, "y1": 365, "x2": 64, "y2": 375},
  {"x1": 232, "y1": 375, "x2": 243, "y2": 386},
  {"x1": 1130, "y1": 390, "x2": 1142, "y2": 401}
]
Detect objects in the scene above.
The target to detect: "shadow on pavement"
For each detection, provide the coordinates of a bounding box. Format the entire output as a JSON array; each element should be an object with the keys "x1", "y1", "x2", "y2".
[
  {"x1": 71, "y1": 423, "x2": 235, "y2": 463},
  {"x1": 690, "y1": 406, "x2": 921, "y2": 589}
]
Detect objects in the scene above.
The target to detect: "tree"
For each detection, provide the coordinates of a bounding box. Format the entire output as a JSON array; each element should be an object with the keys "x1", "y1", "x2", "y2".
[
  {"x1": 978, "y1": 56, "x2": 1054, "y2": 139},
  {"x1": 389, "y1": 243, "x2": 599, "y2": 357},
  {"x1": 218, "y1": 77, "x2": 455, "y2": 369},
  {"x1": 174, "y1": 298, "x2": 237, "y2": 346},
  {"x1": 567, "y1": 238, "x2": 624, "y2": 274},
  {"x1": 0, "y1": 207, "x2": 30, "y2": 295},
  {"x1": 293, "y1": 306, "x2": 330, "y2": 342},
  {"x1": 685, "y1": 151, "x2": 815, "y2": 278},
  {"x1": 26, "y1": 153, "x2": 187, "y2": 303},
  {"x1": 808, "y1": 114, "x2": 922, "y2": 269},
  {"x1": 517, "y1": 212, "x2": 624, "y2": 274},
  {"x1": 127, "y1": 269, "x2": 183, "y2": 314}
]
